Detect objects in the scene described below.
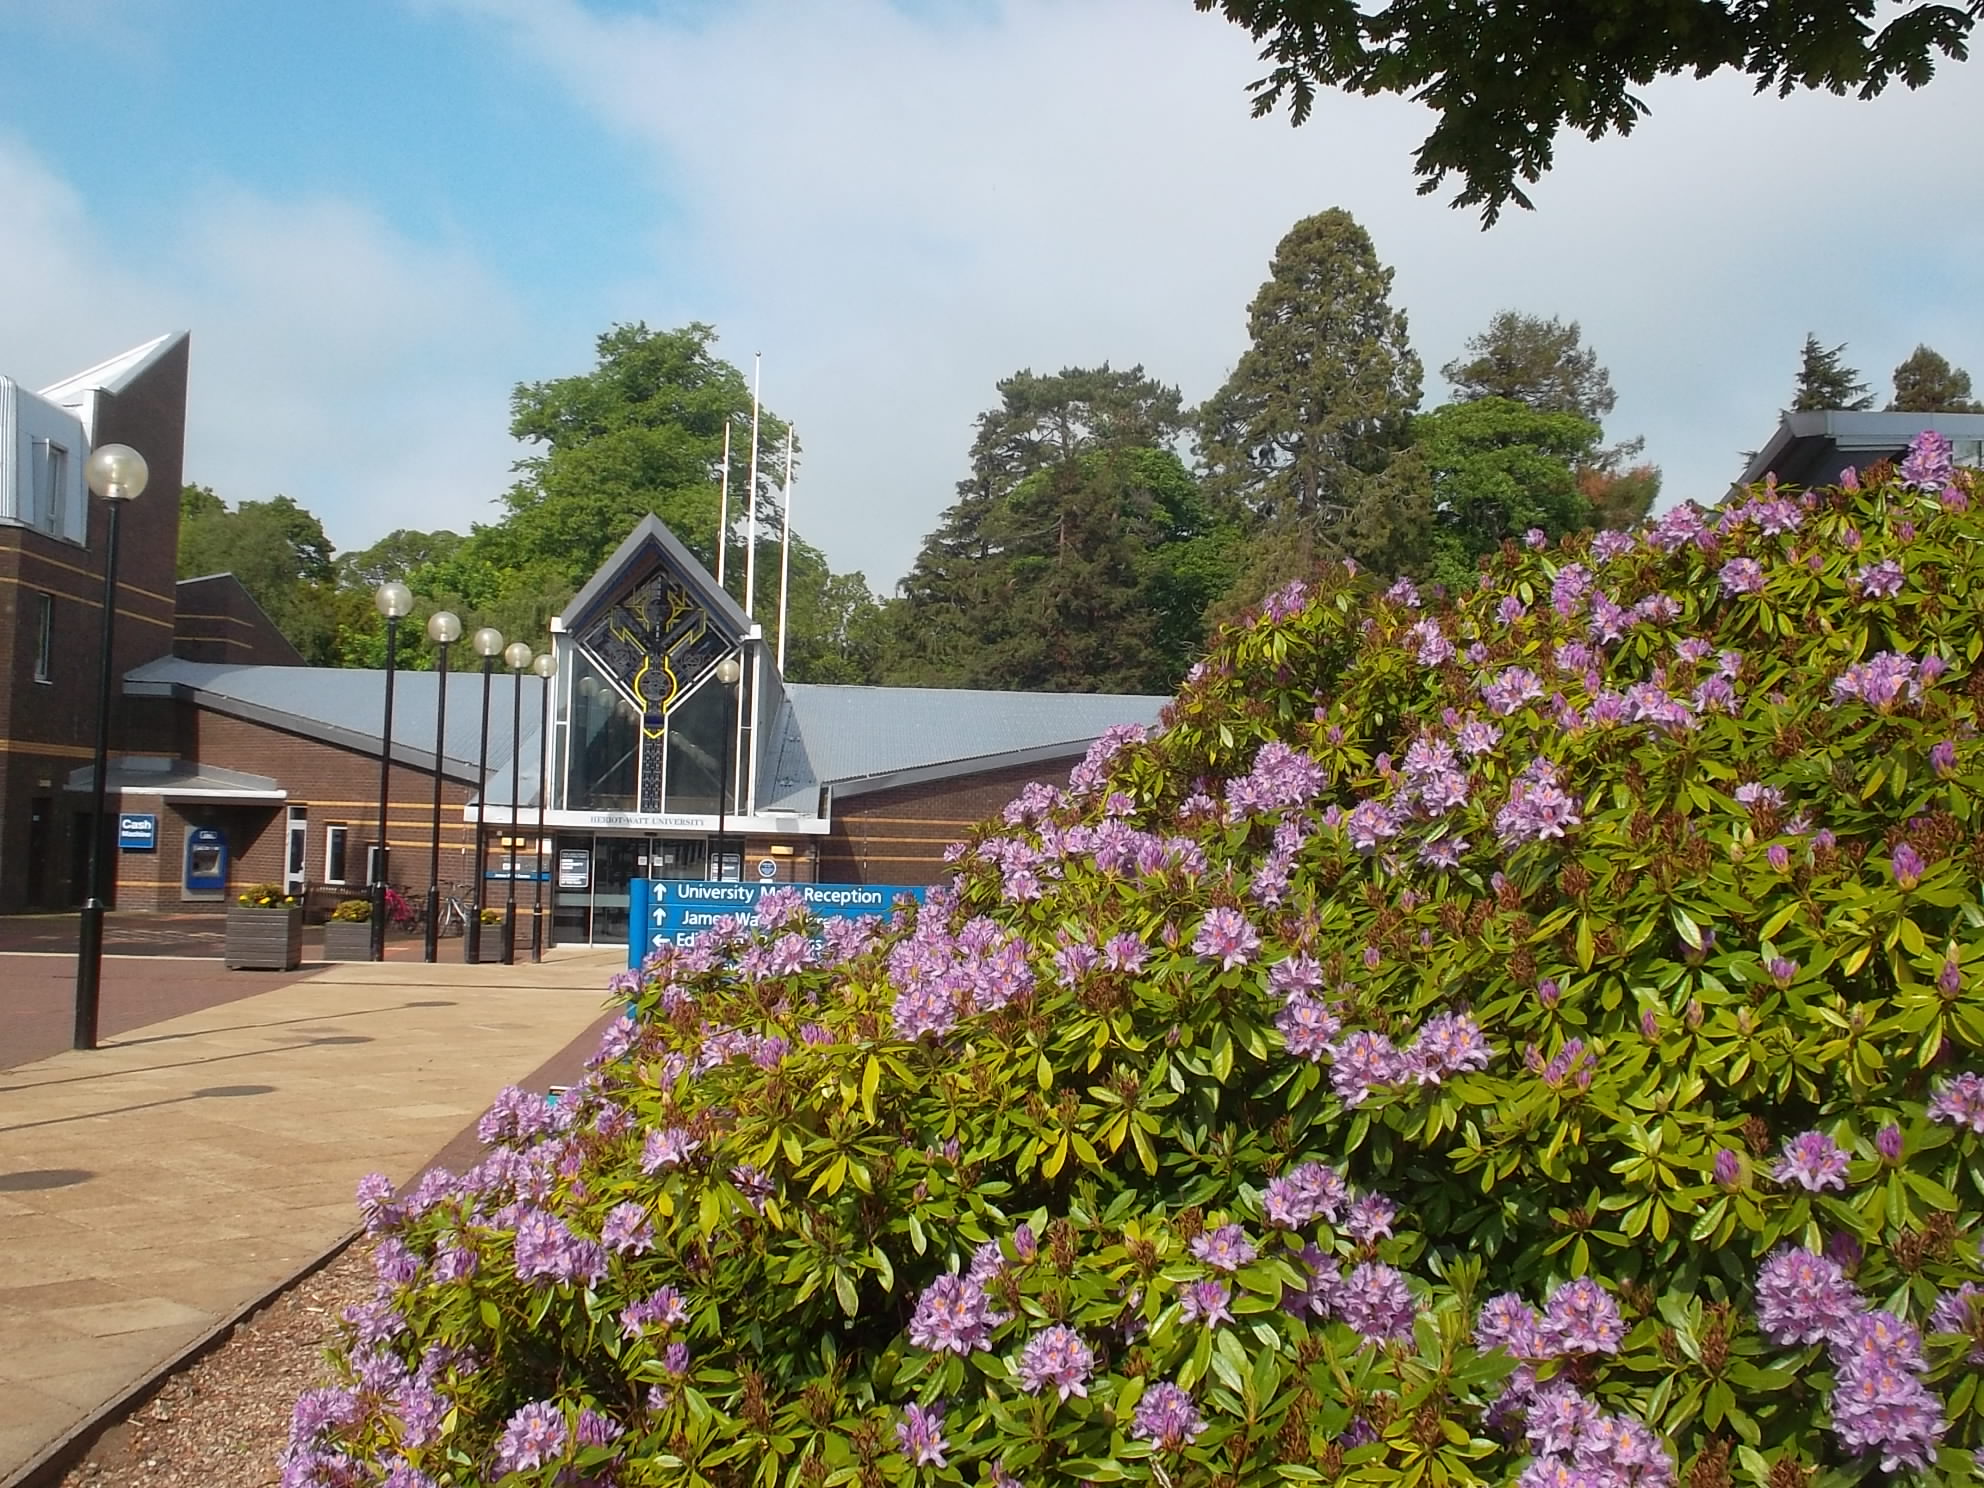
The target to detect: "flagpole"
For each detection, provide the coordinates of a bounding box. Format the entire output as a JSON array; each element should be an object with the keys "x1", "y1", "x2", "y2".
[
  {"x1": 777, "y1": 425, "x2": 795, "y2": 673},
  {"x1": 715, "y1": 420, "x2": 732, "y2": 590},
  {"x1": 744, "y1": 353, "x2": 761, "y2": 619}
]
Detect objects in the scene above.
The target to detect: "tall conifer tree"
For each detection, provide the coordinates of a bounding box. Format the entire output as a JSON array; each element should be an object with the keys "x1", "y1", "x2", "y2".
[{"x1": 1197, "y1": 209, "x2": 1422, "y2": 537}]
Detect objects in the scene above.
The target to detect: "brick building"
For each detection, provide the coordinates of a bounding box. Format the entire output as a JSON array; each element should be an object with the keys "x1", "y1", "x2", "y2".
[{"x1": 0, "y1": 338, "x2": 1167, "y2": 942}]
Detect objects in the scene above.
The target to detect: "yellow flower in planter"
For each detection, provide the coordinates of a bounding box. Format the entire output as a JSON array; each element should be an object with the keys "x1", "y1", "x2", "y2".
[{"x1": 235, "y1": 883, "x2": 297, "y2": 908}]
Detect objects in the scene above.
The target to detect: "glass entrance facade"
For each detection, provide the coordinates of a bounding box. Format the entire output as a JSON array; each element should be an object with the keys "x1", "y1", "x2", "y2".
[{"x1": 553, "y1": 832, "x2": 715, "y2": 945}]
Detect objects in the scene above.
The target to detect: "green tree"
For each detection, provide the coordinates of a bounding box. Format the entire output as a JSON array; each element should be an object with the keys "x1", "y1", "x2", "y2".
[
  {"x1": 1197, "y1": 209, "x2": 1422, "y2": 544},
  {"x1": 1442, "y1": 311, "x2": 1616, "y2": 420},
  {"x1": 888, "y1": 367, "x2": 1234, "y2": 692},
  {"x1": 1791, "y1": 334, "x2": 1875, "y2": 411},
  {"x1": 335, "y1": 528, "x2": 463, "y2": 593},
  {"x1": 1889, "y1": 343, "x2": 1983, "y2": 412},
  {"x1": 177, "y1": 486, "x2": 343, "y2": 663},
  {"x1": 405, "y1": 323, "x2": 878, "y2": 682},
  {"x1": 1414, "y1": 396, "x2": 1599, "y2": 589},
  {"x1": 1192, "y1": 0, "x2": 1976, "y2": 222},
  {"x1": 1443, "y1": 311, "x2": 1656, "y2": 528}
]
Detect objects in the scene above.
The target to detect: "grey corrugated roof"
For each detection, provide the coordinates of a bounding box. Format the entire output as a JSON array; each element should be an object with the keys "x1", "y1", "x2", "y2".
[
  {"x1": 780, "y1": 684, "x2": 1168, "y2": 799},
  {"x1": 125, "y1": 657, "x2": 550, "y2": 803}
]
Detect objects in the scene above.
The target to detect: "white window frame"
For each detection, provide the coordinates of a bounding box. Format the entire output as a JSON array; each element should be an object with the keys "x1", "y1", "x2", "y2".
[
  {"x1": 324, "y1": 824, "x2": 349, "y2": 886},
  {"x1": 33, "y1": 593, "x2": 53, "y2": 683},
  {"x1": 29, "y1": 439, "x2": 67, "y2": 534}
]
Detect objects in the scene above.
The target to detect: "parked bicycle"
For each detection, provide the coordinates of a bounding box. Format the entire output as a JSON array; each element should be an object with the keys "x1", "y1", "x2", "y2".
[{"x1": 436, "y1": 894, "x2": 471, "y2": 938}]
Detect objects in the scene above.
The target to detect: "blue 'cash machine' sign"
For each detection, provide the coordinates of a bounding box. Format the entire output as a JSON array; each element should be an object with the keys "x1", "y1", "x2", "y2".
[{"x1": 627, "y1": 879, "x2": 927, "y2": 966}]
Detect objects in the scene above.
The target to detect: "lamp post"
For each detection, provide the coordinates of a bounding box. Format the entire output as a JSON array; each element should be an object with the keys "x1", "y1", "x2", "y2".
[
  {"x1": 530, "y1": 649, "x2": 557, "y2": 962},
  {"x1": 712, "y1": 655, "x2": 742, "y2": 882},
  {"x1": 371, "y1": 580, "x2": 413, "y2": 961},
  {"x1": 465, "y1": 626, "x2": 504, "y2": 962},
  {"x1": 422, "y1": 610, "x2": 461, "y2": 962},
  {"x1": 501, "y1": 640, "x2": 534, "y2": 963},
  {"x1": 72, "y1": 443, "x2": 148, "y2": 1052}
]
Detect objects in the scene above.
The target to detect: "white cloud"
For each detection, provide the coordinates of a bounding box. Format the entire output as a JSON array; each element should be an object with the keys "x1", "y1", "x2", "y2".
[
  {"x1": 0, "y1": 135, "x2": 527, "y2": 557},
  {"x1": 444, "y1": 0, "x2": 1984, "y2": 588}
]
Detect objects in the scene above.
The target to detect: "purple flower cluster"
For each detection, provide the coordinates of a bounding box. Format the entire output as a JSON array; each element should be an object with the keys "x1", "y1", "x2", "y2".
[
  {"x1": 1225, "y1": 740, "x2": 1327, "y2": 818},
  {"x1": 1192, "y1": 906, "x2": 1260, "y2": 970},
  {"x1": 907, "y1": 1273, "x2": 1001, "y2": 1355},
  {"x1": 1131, "y1": 1381, "x2": 1206, "y2": 1449},
  {"x1": 511, "y1": 1208, "x2": 605, "y2": 1288},
  {"x1": 895, "y1": 1402, "x2": 949, "y2": 1467},
  {"x1": 1189, "y1": 1223, "x2": 1257, "y2": 1271},
  {"x1": 1929, "y1": 1071, "x2": 1984, "y2": 1132},
  {"x1": 1178, "y1": 1279, "x2": 1234, "y2": 1327},
  {"x1": 1263, "y1": 1161, "x2": 1350, "y2": 1228},
  {"x1": 1755, "y1": 1248, "x2": 1947, "y2": 1468},
  {"x1": 1830, "y1": 650, "x2": 1925, "y2": 710},
  {"x1": 1481, "y1": 667, "x2": 1545, "y2": 716},
  {"x1": 1514, "y1": 1384, "x2": 1672, "y2": 1488},
  {"x1": 1475, "y1": 1278, "x2": 1623, "y2": 1360},
  {"x1": 1772, "y1": 1129, "x2": 1850, "y2": 1192},
  {"x1": 1333, "y1": 1261, "x2": 1416, "y2": 1344},
  {"x1": 888, "y1": 913, "x2": 1036, "y2": 1039},
  {"x1": 1066, "y1": 723, "x2": 1147, "y2": 796},
  {"x1": 1496, "y1": 760, "x2": 1581, "y2": 849},
  {"x1": 1898, "y1": 429, "x2": 1955, "y2": 492},
  {"x1": 493, "y1": 1399, "x2": 567, "y2": 1474},
  {"x1": 1011, "y1": 1323, "x2": 1095, "y2": 1400}
]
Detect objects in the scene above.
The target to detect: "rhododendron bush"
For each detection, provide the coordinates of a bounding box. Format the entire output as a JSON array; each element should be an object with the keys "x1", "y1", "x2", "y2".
[{"x1": 296, "y1": 434, "x2": 1984, "y2": 1488}]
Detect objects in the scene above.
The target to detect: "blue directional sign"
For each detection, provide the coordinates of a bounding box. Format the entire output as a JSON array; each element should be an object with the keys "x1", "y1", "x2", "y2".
[
  {"x1": 117, "y1": 813, "x2": 158, "y2": 851},
  {"x1": 627, "y1": 879, "x2": 927, "y2": 966}
]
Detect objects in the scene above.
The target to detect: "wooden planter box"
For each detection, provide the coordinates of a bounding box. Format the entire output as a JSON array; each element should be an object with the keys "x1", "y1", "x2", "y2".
[
  {"x1": 463, "y1": 924, "x2": 507, "y2": 964},
  {"x1": 225, "y1": 906, "x2": 303, "y2": 971},
  {"x1": 323, "y1": 920, "x2": 376, "y2": 961}
]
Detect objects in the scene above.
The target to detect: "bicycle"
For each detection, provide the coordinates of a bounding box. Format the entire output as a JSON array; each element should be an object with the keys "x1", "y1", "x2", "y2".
[{"x1": 437, "y1": 894, "x2": 471, "y2": 938}]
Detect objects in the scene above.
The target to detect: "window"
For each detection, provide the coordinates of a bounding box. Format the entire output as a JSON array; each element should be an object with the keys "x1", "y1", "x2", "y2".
[
  {"x1": 33, "y1": 594, "x2": 53, "y2": 683},
  {"x1": 324, "y1": 825, "x2": 349, "y2": 885},
  {"x1": 29, "y1": 440, "x2": 66, "y2": 533}
]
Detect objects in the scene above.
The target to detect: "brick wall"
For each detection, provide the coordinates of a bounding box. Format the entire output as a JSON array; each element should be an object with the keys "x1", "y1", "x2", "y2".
[
  {"x1": 0, "y1": 338, "x2": 188, "y2": 912},
  {"x1": 172, "y1": 573, "x2": 305, "y2": 665},
  {"x1": 819, "y1": 755, "x2": 1080, "y2": 886},
  {"x1": 109, "y1": 700, "x2": 484, "y2": 913}
]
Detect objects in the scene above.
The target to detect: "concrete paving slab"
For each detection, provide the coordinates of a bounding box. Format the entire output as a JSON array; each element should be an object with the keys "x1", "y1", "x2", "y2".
[{"x1": 0, "y1": 947, "x2": 620, "y2": 1486}]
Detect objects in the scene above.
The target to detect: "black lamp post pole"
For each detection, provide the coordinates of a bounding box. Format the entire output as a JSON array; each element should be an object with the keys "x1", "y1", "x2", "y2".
[
  {"x1": 423, "y1": 635, "x2": 452, "y2": 963},
  {"x1": 467, "y1": 655, "x2": 496, "y2": 962},
  {"x1": 504, "y1": 668, "x2": 523, "y2": 964},
  {"x1": 371, "y1": 615, "x2": 402, "y2": 962},
  {"x1": 73, "y1": 497, "x2": 128, "y2": 1051},
  {"x1": 531, "y1": 667, "x2": 552, "y2": 962}
]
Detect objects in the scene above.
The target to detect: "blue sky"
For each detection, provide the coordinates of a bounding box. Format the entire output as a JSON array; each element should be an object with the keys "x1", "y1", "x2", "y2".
[{"x1": 2, "y1": 0, "x2": 1980, "y2": 593}]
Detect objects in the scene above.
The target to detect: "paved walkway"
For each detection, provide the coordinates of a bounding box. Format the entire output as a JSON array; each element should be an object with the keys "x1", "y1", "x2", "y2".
[{"x1": 0, "y1": 950, "x2": 622, "y2": 1485}]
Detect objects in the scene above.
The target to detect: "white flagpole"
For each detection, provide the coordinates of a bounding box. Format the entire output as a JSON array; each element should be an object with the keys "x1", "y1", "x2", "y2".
[
  {"x1": 777, "y1": 425, "x2": 795, "y2": 673},
  {"x1": 744, "y1": 353, "x2": 762, "y2": 619},
  {"x1": 715, "y1": 420, "x2": 731, "y2": 590}
]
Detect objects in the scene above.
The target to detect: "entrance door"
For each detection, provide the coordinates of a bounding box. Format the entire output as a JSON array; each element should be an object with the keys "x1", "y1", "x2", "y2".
[
  {"x1": 592, "y1": 836, "x2": 646, "y2": 944},
  {"x1": 284, "y1": 806, "x2": 308, "y2": 898}
]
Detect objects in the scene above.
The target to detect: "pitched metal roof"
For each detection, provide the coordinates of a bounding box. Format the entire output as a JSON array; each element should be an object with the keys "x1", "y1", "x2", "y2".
[
  {"x1": 560, "y1": 514, "x2": 753, "y2": 640},
  {"x1": 772, "y1": 683, "x2": 1170, "y2": 803},
  {"x1": 125, "y1": 657, "x2": 549, "y2": 796}
]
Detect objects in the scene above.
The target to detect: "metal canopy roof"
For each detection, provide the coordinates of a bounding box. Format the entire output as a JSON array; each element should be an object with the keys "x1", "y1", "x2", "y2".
[{"x1": 1735, "y1": 410, "x2": 1984, "y2": 490}]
